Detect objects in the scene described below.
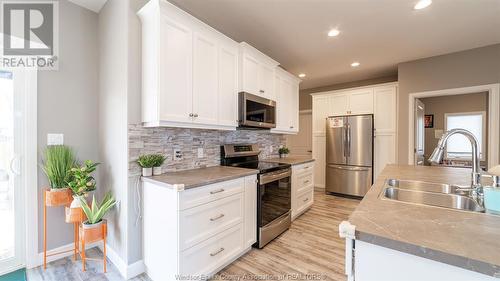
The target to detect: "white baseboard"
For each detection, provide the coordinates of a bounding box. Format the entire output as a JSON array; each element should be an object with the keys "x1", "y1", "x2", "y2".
[
  {"x1": 98, "y1": 244, "x2": 145, "y2": 280},
  {"x1": 32, "y1": 241, "x2": 99, "y2": 269}
]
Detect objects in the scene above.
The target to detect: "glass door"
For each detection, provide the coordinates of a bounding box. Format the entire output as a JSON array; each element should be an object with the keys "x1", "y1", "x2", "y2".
[{"x1": 0, "y1": 69, "x2": 25, "y2": 275}]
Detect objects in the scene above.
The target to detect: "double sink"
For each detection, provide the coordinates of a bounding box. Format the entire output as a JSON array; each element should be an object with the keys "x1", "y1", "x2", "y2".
[{"x1": 380, "y1": 179, "x2": 484, "y2": 212}]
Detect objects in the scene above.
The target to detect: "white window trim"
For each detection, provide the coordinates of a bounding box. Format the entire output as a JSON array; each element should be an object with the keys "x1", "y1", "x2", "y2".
[{"x1": 443, "y1": 111, "x2": 486, "y2": 161}]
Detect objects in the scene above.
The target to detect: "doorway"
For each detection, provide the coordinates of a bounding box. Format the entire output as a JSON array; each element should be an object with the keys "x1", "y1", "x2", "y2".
[
  {"x1": 0, "y1": 68, "x2": 37, "y2": 275},
  {"x1": 286, "y1": 110, "x2": 312, "y2": 156}
]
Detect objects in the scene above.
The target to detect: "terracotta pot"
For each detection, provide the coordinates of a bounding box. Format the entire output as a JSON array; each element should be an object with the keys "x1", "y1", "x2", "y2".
[
  {"x1": 153, "y1": 166, "x2": 162, "y2": 176},
  {"x1": 80, "y1": 219, "x2": 107, "y2": 244},
  {"x1": 142, "y1": 167, "x2": 153, "y2": 177},
  {"x1": 65, "y1": 206, "x2": 87, "y2": 223},
  {"x1": 45, "y1": 188, "x2": 72, "y2": 206}
]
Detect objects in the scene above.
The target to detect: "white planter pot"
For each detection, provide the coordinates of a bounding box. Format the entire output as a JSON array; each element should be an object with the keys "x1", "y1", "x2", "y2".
[
  {"x1": 70, "y1": 195, "x2": 84, "y2": 208},
  {"x1": 279, "y1": 153, "x2": 288, "y2": 158},
  {"x1": 82, "y1": 219, "x2": 103, "y2": 229},
  {"x1": 153, "y1": 166, "x2": 162, "y2": 176},
  {"x1": 142, "y1": 167, "x2": 153, "y2": 177}
]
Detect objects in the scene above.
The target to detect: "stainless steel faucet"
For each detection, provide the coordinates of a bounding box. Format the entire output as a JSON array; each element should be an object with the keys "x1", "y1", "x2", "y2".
[{"x1": 428, "y1": 129, "x2": 483, "y2": 197}]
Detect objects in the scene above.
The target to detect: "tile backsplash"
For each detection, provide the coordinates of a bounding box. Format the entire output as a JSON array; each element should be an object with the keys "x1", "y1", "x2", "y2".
[{"x1": 128, "y1": 124, "x2": 286, "y2": 176}]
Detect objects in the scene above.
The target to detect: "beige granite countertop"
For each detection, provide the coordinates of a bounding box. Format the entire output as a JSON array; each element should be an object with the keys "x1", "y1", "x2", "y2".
[
  {"x1": 141, "y1": 166, "x2": 258, "y2": 190},
  {"x1": 349, "y1": 164, "x2": 500, "y2": 277},
  {"x1": 264, "y1": 156, "x2": 315, "y2": 166}
]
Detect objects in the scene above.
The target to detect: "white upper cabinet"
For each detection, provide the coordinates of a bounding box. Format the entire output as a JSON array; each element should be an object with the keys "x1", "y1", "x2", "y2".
[
  {"x1": 373, "y1": 85, "x2": 397, "y2": 133},
  {"x1": 312, "y1": 95, "x2": 331, "y2": 135},
  {"x1": 272, "y1": 68, "x2": 300, "y2": 134},
  {"x1": 349, "y1": 89, "x2": 374, "y2": 114},
  {"x1": 159, "y1": 16, "x2": 193, "y2": 124},
  {"x1": 329, "y1": 93, "x2": 349, "y2": 116},
  {"x1": 239, "y1": 42, "x2": 279, "y2": 100},
  {"x1": 138, "y1": 0, "x2": 239, "y2": 130}
]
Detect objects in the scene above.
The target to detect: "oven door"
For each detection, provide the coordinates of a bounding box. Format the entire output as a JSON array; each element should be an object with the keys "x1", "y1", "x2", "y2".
[
  {"x1": 239, "y1": 92, "x2": 276, "y2": 128},
  {"x1": 258, "y1": 168, "x2": 291, "y2": 227}
]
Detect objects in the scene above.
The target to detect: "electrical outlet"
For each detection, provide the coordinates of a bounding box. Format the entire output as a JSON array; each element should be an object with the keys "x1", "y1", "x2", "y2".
[
  {"x1": 197, "y1": 147, "x2": 204, "y2": 158},
  {"x1": 174, "y1": 149, "x2": 183, "y2": 161},
  {"x1": 47, "y1": 133, "x2": 64, "y2": 145},
  {"x1": 269, "y1": 146, "x2": 273, "y2": 153}
]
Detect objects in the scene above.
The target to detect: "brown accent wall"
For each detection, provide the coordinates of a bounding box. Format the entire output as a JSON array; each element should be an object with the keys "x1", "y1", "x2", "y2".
[
  {"x1": 420, "y1": 92, "x2": 488, "y2": 163},
  {"x1": 397, "y1": 44, "x2": 500, "y2": 164}
]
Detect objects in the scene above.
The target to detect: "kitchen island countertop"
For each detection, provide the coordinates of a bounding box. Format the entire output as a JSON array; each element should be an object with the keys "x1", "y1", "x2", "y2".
[{"x1": 349, "y1": 164, "x2": 500, "y2": 277}]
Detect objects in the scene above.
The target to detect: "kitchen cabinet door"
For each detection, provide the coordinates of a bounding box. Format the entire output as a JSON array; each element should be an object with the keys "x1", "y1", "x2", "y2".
[
  {"x1": 374, "y1": 133, "x2": 396, "y2": 180},
  {"x1": 289, "y1": 82, "x2": 299, "y2": 132},
  {"x1": 218, "y1": 42, "x2": 239, "y2": 127},
  {"x1": 349, "y1": 89, "x2": 374, "y2": 114},
  {"x1": 312, "y1": 136, "x2": 326, "y2": 188},
  {"x1": 159, "y1": 16, "x2": 193, "y2": 123},
  {"x1": 374, "y1": 86, "x2": 397, "y2": 133},
  {"x1": 244, "y1": 176, "x2": 257, "y2": 248},
  {"x1": 312, "y1": 95, "x2": 331, "y2": 135},
  {"x1": 258, "y1": 63, "x2": 275, "y2": 100},
  {"x1": 192, "y1": 32, "x2": 218, "y2": 125},
  {"x1": 241, "y1": 54, "x2": 259, "y2": 96},
  {"x1": 330, "y1": 93, "x2": 349, "y2": 116}
]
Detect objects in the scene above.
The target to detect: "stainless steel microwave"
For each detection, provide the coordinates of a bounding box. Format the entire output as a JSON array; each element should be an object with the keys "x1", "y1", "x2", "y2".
[{"x1": 238, "y1": 92, "x2": 276, "y2": 129}]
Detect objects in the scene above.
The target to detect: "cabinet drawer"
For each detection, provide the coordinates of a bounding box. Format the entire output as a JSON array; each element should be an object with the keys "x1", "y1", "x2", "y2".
[
  {"x1": 179, "y1": 178, "x2": 244, "y2": 210},
  {"x1": 180, "y1": 224, "x2": 244, "y2": 276},
  {"x1": 294, "y1": 162, "x2": 314, "y2": 176},
  {"x1": 179, "y1": 193, "x2": 243, "y2": 251},
  {"x1": 296, "y1": 189, "x2": 314, "y2": 215},
  {"x1": 296, "y1": 173, "x2": 313, "y2": 194}
]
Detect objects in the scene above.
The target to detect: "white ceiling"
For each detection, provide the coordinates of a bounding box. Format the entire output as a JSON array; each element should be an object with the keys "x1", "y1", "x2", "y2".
[
  {"x1": 169, "y1": 0, "x2": 500, "y2": 89},
  {"x1": 68, "y1": 0, "x2": 107, "y2": 13}
]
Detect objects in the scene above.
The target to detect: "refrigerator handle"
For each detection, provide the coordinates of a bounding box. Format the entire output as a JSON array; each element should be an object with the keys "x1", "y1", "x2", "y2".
[
  {"x1": 346, "y1": 123, "x2": 351, "y2": 157},
  {"x1": 343, "y1": 123, "x2": 348, "y2": 158}
]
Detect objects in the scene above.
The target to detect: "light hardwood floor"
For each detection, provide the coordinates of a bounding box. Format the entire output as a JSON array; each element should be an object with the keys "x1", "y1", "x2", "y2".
[
  {"x1": 215, "y1": 190, "x2": 360, "y2": 281},
  {"x1": 27, "y1": 191, "x2": 359, "y2": 281}
]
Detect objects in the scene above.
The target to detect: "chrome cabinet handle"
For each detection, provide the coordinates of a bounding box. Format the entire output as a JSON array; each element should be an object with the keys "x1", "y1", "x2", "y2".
[
  {"x1": 210, "y1": 247, "x2": 225, "y2": 256},
  {"x1": 303, "y1": 180, "x2": 310, "y2": 184},
  {"x1": 189, "y1": 113, "x2": 194, "y2": 117},
  {"x1": 210, "y1": 214, "x2": 225, "y2": 221},
  {"x1": 193, "y1": 113, "x2": 199, "y2": 117},
  {"x1": 303, "y1": 197, "x2": 309, "y2": 202},
  {"x1": 210, "y1": 188, "x2": 225, "y2": 194},
  {"x1": 290, "y1": 126, "x2": 293, "y2": 129},
  {"x1": 259, "y1": 89, "x2": 265, "y2": 93}
]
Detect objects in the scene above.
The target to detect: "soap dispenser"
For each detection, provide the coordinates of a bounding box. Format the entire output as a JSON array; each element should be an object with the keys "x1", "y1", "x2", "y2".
[{"x1": 484, "y1": 165, "x2": 500, "y2": 215}]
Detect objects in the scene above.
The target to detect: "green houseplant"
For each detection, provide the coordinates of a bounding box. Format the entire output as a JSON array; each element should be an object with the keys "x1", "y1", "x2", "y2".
[
  {"x1": 278, "y1": 146, "x2": 290, "y2": 158},
  {"x1": 67, "y1": 160, "x2": 99, "y2": 208},
  {"x1": 42, "y1": 145, "x2": 76, "y2": 190},
  {"x1": 79, "y1": 191, "x2": 116, "y2": 227},
  {"x1": 41, "y1": 145, "x2": 76, "y2": 205},
  {"x1": 151, "y1": 154, "x2": 166, "y2": 176},
  {"x1": 137, "y1": 154, "x2": 157, "y2": 176}
]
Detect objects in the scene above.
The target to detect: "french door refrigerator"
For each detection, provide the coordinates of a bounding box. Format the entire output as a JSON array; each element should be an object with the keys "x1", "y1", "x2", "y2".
[{"x1": 325, "y1": 114, "x2": 373, "y2": 197}]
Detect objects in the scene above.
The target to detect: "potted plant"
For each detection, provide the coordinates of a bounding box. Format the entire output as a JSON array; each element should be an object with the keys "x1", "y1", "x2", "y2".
[
  {"x1": 41, "y1": 145, "x2": 76, "y2": 206},
  {"x1": 137, "y1": 154, "x2": 156, "y2": 176},
  {"x1": 67, "y1": 160, "x2": 99, "y2": 208},
  {"x1": 151, "y1": 154, "x2": 166, "y2": 176},
  {"x1": 278, "y1": 146, "x2": 290, "y2": 158},
  {"x1": 79, "y1": 192, "x2": 116, "y2": 242}
]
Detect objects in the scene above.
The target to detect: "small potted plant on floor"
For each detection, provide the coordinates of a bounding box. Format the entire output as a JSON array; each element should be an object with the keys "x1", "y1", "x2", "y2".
[
  {"x1": 67, "y1": 160, "x2": 99, "y2": 208},
  {"x1": 79, "y1": 192, "x2": 116, "y2": 243},
  {"x1": 137, "y1": 154, "x2": 156, "y2": 177},
  {"x1": 151, "y1": 154, "x2": 166, "y2": 176},
  {"x1": 41, "y1": 145, "x2": 76, "y2": 206},
  {"x1": 278, "y1": 146, "x2": 290, "y2": 158}
]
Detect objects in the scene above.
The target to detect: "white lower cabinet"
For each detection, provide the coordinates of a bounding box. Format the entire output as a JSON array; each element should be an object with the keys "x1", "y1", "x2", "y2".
[
  {"x1": 143, "y1": 175, "x2": 257, "y2": 281},
  {"x1": 291, "y1": 162, "x2": 315, "y2": 220}
]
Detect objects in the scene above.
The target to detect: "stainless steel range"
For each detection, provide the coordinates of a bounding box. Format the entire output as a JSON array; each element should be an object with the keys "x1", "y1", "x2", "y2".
[{"x1": 221, "y1": 144, "x2": 291, "y2": 248}]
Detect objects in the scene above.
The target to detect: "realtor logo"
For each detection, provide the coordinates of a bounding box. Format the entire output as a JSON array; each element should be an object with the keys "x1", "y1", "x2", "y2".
[{"x1": 1, "y1": 1, "x2": 59, "y2": 69}]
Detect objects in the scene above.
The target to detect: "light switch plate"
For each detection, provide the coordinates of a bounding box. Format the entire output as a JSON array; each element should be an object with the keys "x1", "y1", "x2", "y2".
[
  {"x1": 174, "y1": 149, "x2": 183, "y2": 161},
  {"x1": 197, "y1": 147, "x2": 204, "y2": 158},
  {"x1": 47, "y1": 133, "x2": 64, "y2": 145}
]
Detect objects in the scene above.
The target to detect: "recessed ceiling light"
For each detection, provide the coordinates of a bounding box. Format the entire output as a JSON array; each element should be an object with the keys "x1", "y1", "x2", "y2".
[
  {"x1": 328, "y1": 29, "x2": 340, "y2": 37},
  {"x1": 351, "y1": 62, "x2": 360, "y2": 67},
  {"x1": 414, "y1": 0, "x2": 432, "y2": 10},
  {"x1": 298, "y1": 73, "x2": 306, "y2": 78}
]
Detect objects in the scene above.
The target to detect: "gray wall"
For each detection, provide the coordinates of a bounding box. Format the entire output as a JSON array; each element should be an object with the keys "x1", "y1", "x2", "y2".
[
  {"x1": 420, "y1": 92, "x2": 489, "y2": 163},
  {"x1": 98, "y1": 0, "x2": 130, "y2": 264},
  {"x1": 299, "y1": 75, "x2": 398, "y2": 110},
  {"x1": 37, "y1": 0, "x2": 99, "y2": 252},
  {"x1": 397, "y1": 44, "x2": 500, "y2": 165}
]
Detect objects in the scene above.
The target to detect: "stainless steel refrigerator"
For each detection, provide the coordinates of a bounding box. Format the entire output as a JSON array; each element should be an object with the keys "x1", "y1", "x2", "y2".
[{"x1": 325, "y1": 114, "x2": 373, "y2": 197}]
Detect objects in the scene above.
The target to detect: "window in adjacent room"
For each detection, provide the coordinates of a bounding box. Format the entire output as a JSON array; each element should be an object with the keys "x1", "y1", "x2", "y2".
[{"x1": 444, "y1": 111, "x2": 486, "y2": 160}]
